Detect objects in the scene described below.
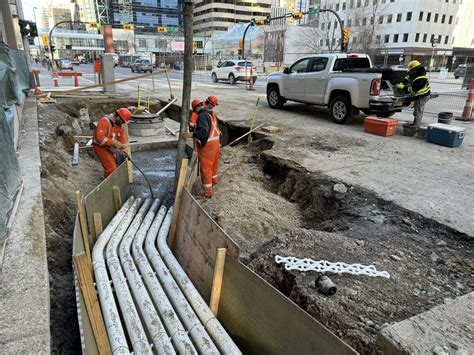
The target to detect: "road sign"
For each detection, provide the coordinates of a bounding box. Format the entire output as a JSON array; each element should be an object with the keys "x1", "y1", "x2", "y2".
[
  {"x1": 41, "y1": 34, "x2": 49, "y2": 45},
  {"x1": 157, "y1": 26, "x2": 168, "y2": 33},
  {"x1": 308, "y1": 8, "x2": 320, "y2": 14},
  {"x1": 168, "y1": 27, "x2": 179, "y2": 32}
]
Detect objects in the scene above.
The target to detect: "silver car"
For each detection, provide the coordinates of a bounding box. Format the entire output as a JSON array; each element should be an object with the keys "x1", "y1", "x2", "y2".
[
  {"x1": 130, "y1": 59, "x2": 153, "y2": 73},
  {"x1": 59, "y1": 59, "x2": 73, "y2": 70}
]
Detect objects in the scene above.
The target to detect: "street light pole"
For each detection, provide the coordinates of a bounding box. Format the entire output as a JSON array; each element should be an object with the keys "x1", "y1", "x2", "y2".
[{"x1": 32, "y1": 7, "x2": 43, "y2": 60}]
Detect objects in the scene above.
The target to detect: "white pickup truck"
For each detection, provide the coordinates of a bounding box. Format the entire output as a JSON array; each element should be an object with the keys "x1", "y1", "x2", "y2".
[{"x1": 266, "y1": 53, "x2": 408, "y2": 123}]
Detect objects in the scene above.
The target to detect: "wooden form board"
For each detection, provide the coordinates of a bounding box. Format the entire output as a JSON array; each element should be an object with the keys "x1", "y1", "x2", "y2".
[
  {"x1": 172, "y1": 187, "x2": 239, "y2": 302},
  {"x1": 219, "y1": 257, "x2": 357, "y2": 355},
  {"x1": 84, "y1": 162, "x2": 129, "y2": 241}
]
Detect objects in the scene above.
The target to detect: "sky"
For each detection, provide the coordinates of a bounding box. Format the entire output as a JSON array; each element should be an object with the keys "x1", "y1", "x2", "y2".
[{"x1": 20, "y1": 0, "x2": 42, "y2": 23}]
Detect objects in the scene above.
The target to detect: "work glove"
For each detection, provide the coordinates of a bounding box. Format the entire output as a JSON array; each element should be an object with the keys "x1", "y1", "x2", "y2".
[
  {"x1": 395, "y1": 83, "x2": 405, "y2": 90},
  {"x1": 111, "y1": 140, "x2": 123, "y2": 149},
  {"x1": 183, "y1": 132, "x2": 193, "y2": 139}
]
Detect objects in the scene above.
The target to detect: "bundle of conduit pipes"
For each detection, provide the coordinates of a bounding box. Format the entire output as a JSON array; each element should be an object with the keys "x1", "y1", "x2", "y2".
[{"x1": 92, "y1": 197, "x2": 241, "y2": 354}]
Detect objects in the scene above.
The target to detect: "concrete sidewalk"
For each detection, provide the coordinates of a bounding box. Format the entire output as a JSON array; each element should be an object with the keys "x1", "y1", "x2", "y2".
[{"x1": 0, "y1": 97, "x2": 51, "y2": 353}]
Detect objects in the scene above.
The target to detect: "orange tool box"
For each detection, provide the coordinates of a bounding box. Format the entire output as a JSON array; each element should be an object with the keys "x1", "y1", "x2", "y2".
[{"x1": 364, "y1": 116, "x2": 398, "y2": 137}]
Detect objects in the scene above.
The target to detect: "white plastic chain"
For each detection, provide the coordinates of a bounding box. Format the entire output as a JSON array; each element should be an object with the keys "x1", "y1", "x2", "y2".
[{"x1": 275, "y1": 255, "x2": 390, "y2": 279}]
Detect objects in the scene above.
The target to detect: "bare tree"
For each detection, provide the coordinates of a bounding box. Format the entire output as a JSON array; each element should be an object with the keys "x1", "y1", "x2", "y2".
[{"x1": 295, "y1": 11, "x2": 339, "y2": 53}]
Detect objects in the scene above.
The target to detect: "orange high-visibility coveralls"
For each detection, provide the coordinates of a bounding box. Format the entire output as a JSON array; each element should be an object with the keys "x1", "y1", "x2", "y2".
[
  {"x1": 194, "y1": 110, "x2": 221, "y2": 197},
  {"x1": 93, "y1": 116, "x2": 126, "y2": 178},
  {"x1": 188, "y1": 112, "x2": 198, "y2": 132}
]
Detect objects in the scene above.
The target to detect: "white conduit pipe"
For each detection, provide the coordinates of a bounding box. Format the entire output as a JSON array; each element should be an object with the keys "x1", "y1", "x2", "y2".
[
  {"x1": 145, "y1": 206, "x2": 220, "y2": 354},
  {"x1": 120, "y1": 199, "x2": 194, "y2": 354},
  {"x1": 92, "y1": 197, "x2": 135, "y2": 355},
  {"x1": 132, "y1": 202, "x2": 198, "y2": 354},
  {"x1": 156, "y1": 208, "x2": 242, "y2": 355},
  {"x1": 106, "y1": 199, "x2": 165, "y2": 355}
]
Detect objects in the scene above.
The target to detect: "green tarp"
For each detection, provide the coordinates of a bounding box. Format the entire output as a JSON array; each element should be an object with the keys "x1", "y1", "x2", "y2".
[{"x1": 0, "y1": 41, "x2": 30, "y2": 239}]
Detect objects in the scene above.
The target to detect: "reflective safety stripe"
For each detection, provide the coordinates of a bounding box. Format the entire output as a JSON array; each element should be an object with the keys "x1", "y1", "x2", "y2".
[
  {"x1": 207, "y1": 112, "x2": 221, "y2": 142},
  {"x1": 212, "y1": 175, "x2": 218, "y2": 178},
  {"x1": 203, "y1": 183, "x2": 212, "y2": 188},
  {"x1": 410, "y1": 75, "x2": 430, "y2": 96}
]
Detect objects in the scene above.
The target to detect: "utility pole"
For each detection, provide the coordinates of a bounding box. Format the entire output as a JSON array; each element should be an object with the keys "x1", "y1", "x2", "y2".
[{"x1": 175, "y1": 0, "x2": 194, "y2": 187}]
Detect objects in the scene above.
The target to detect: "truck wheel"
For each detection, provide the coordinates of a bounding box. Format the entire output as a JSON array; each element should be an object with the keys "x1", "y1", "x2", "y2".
[
  {"x1": 330, "y1": 95, "x2": 353, "y2": 124},
  {"x1": 229, "y1": 74, "x2": 236, "y2": 85},
  {"x1": 267, "y1": 86, "x2": 285, "y2": 109},
  {"x1": 211, "y1": 73, "x2": 218, "y2": 82}
]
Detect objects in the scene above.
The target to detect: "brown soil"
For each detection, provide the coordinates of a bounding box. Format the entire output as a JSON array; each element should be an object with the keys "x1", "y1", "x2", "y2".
[{"x1": 200, "y1": 138, "x2": 474, "y2": 354}]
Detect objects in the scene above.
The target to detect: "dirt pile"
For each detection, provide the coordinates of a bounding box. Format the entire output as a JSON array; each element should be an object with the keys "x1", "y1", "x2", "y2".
[{"x1": 201, "y1": 139, "x2": 474, "y2": 353}]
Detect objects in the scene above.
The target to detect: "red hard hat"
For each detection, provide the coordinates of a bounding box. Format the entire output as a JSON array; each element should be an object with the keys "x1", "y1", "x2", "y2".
[
  {"x1": 191, "y1": 98, "x2": 203, "y2": 110},
  {"x1": 116, "y1": 107, "x2": 131, "y2": 123},
  {"x1": 206, "y1": 95, "x2": 218, "y2": 106}
]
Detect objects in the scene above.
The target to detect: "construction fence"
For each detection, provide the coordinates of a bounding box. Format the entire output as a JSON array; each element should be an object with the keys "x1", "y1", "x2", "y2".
[{"x1": 0, "y1": 41, "x2": 31, "y2": 239}]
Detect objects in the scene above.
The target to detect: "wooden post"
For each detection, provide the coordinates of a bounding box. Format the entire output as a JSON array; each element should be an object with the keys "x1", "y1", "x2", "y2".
[
  {"x1": 93, "y1": 212, "x2": 103, "y2": 239},
  {"x1": 209, "y1": 248, "x2": 227, "y2": 316},
  {"x1": 76, "y1": 191, "x2": 91, "y2": 263},
  {"x1": 168, "y1": 159, "x2": 188, "y2": 247},
  {"x1": 163, "y1": 65, "x2": 174, "y2": 100},
  {"x1": 112, "y1": 186, "x2": 122, "y2": 211},
  {"x1": 73, "y1": 254, "x2": 112, "y2": 355},
  {"x1": 124, "y1": 125, "x2": 133, "y2": 183}
]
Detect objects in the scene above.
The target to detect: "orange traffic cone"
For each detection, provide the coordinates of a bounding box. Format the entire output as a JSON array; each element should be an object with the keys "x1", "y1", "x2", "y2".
[{"x1": 460, "y1": 79, "x2": 474, "y2": 121}]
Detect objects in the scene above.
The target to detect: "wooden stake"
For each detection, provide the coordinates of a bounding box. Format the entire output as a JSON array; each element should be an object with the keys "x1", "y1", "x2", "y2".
[
  {"x1": 209, "y1": 248, "x2": 227, "y2": 316},
  {"x1": 93, "y1": 212, "x2": 103, "y2": 239},
  {"x1": 112, "y1": 186, "x2": 122, "y2": 211},
  {"x1": 248, "y1": 98, "x2": 260, "y2": 143},
  {"x1": 163, "y1": 65, "x2": 174, "y2": 100},
  {"x1": 156, "y1": 97, "x2": 178, "y2": 116},
  {"x1": 75, "y1": 191, "x2": 91, "y2": 263},
  {"x1": 73, "y1": 254, "x2": 112, "y2": 355},
  {"x1": 124, "y1": 125, "x2": 133, "y2": 184},
  {"x1": 168, "y1": 159, "x2": 188, "y2": 247}
]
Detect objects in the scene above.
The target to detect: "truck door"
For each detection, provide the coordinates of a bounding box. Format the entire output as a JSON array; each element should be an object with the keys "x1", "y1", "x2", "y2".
[
  {"x1": 282, "y1": 58, "x2": 311, "y2": 100},
  {"x1": 304, "y1": 57, "x2": 329, "y2": 104}
]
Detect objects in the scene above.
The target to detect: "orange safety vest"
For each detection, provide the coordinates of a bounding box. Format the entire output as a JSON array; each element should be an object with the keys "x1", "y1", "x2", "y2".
[
  {"x1": 93, "y1": 115, "x2": 125, "y2": 147},
  {"x1": 189, "y1": 112, "x2": 198, "y2": 130},
  {"x1": 207, "y1": 111, "x2": 221, "y2": 143}
]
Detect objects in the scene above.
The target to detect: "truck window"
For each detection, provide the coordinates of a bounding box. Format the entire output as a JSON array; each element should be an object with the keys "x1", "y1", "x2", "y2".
[
  {"x1": 290, "y1": 58, "x2": 311, "y2": 73},
  {"x1": 309, "y1": 58, "x2": 329, "y2": 72},
  {"x1": 333, "y1": 57, "x2": 371, "y2": 71}
]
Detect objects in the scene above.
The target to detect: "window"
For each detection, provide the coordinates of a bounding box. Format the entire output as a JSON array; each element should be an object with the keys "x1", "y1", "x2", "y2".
[
  {"x1": 349, "y1": 0, "x2": 354, "y2": 8},
  {"x1": 455, "y1": 17, "x2": 459, "y2": 25},
  {"x1": 375, "y1": 35, "x2": 381, "y2": 44},
  {"x1": 430, "y1": 34, "x2": 435, "y2": 43},
  {"x1": 441, "y1": 14, "x2": 446, "y2": 23},
  {"x1": 397, "y1": 13, "x2": 402, "y2": 22},
  {"x1": 390, "y1": 0, "x2": 394, "y2": 2},
  {"x1": 403, "y1": 33, "x2": 408, "y2": 42},
  {"x1": 333, "y1": 57, "x2": 371, "y2": 71},
  {"x1": 415, "y1": 33, "x2": 420, "y2": 42},
  {"x1": 451, "y1": 37, "x2": 455, "y2": 44},
  {"x1": 438, "y1": 35, "x2": 442, "y2": 43},
  {"x1": 370, "y1": 16, "x2": 374, "y2": 25},
  {"x1": 393, "y1": 34, "x2": 399, "y2": 42},
  {"x1": 362, "y1": 18, "x2": 367, "y2": 26},
  {"x1": 342, "y1": 2, "x2": 346, "y2": 10},
  {"x1": 336, "y1": 3, "x2": 339, "y2": 10},
  {"x1": 445, "y1": 36, "x2": 449, "y2": 44},
  {"x1": 378, "y1": 15, "x2": 383, "y2": 24},
  {"x1": 365, "y1": 0, "x2": 369, "y2": 5},
  {"x1": 357, "y1": 0, "x2": 361, "y2": 7},
  {"x1": 347, "y1": 19, "x2": 352, "y2": 26},
  {"x1": 427, "y1": 12, "x2": 431, "y2": 21},
  {"x1": 449, "y1": 15, "x2": 453, "y2": 24},
  {"x1": 434, "y1": 14, "x2": 438, "y2": 23},
  {"x1": 353, "y1": 37, "x2": 357, "y2": 44},
  {"x1": 328, "y1": 22, "x2": 331, "y2": 29},
  {"x1": 384, "y1": 34, "x2": 390, "y2": 43},
  {"x1": 321, "y1": 22, "x2": 325, "y2": 30},
  {"x1": 319, "y1": 39, "x2": 324, "y2": 46},
  {"x1": 290, "y1": 58, "x2": 310, "y2": 73},
  {"x1": 406, "y1": 12, "x2": 412, "y2": 21},
  {"x1": 423, "y1": 33, "x2": 427, "y2": 42},
  {"x1": 381, "y1": 0, "x2": 385, "y2": 3},
  {"x1": 387, "y1": 14, "x2": 392, "y2": 23},
  {"x1": 309, "y1": 58, "x2": 328, "y2": 72},
  {"x1": 419, "y1": 11, "x2": 423, "y2": 21},
  {"x1": 334, "y1": 21, "x2": 338, "y2": 29}
]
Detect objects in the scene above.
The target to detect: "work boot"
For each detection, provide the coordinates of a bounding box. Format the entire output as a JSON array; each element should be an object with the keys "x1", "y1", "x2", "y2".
[{"x1": 204, "y1": 188, "x2": 213, "y2": 198}]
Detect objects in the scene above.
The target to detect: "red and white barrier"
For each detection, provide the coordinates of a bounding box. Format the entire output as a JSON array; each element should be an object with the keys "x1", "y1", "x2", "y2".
[{"x1": 461, "y1": 79, "x2": 474, "y2": 121}]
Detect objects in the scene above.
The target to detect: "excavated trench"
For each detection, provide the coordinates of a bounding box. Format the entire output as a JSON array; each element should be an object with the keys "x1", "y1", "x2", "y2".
[{"x1": 201, "y1": 132, "x2": 474, "y2": 354}]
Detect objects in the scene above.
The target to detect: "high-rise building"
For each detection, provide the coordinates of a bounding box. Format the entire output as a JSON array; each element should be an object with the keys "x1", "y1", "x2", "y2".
[
  {"x1": 74, "y1": 0, "x2": 98, "y2": 24},
  {"x1": 193, "y1": 0, "x2": 272, "y2": 35},
  {"x1": 107, "y1": 0, "x2": 182, "y2": 33},
  {"x1": 41, "y1": 0, "x2": 74, "y2": 30},
  {"x1": 306, "y1": 0, "x2": 469, "y2": 66}
]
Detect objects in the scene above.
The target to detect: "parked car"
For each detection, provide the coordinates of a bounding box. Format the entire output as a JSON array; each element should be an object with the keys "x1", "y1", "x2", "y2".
[
  {"x1": 266, "y1": 53, "x2": 414, "y2": 123},
  {"x1": 130, "y1": 59, "x2": 153, "y2": 73},
  {"x1": 59, "y1": 59, "x2": 73, "y2": 70},
  {"x1": 71, "y1": 58, "x2": 81, "y2": 66},
  {"x1": 211, "y1": 60, "x2": 257, "y2": 85},
  {"x1": 454, "y1": 64, "x2": 466, "y2": 79}
]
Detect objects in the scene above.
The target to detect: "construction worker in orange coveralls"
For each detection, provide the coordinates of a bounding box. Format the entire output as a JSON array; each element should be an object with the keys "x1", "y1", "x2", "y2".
[
  {"x1": 188, "y1": 98, "x2": 204, "y2": 132},
  {"x1": 93, "y1": 107, "x2": 131, "y2": 178},
  {"x1": 183, "y1": 96, "x2": 221, "y2": 198}
]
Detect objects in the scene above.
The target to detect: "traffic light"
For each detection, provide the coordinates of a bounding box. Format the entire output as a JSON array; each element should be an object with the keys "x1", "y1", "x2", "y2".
[
  {"x1": 122, "y1": 24, "x2": 134, "y2": 30},
  {"x1": 29, "y1": 22, "x2": 38, "y2": 37},
  {"x1": 89, "y1": 22, "x2": 98, "y2": 28},
  {"x1": 343, "y1": 27, "x2": 350, "y2": 44},
  {"x1": 19, "y1": 19, "x2": 29, "y2": 37},
  {"x1": 238, "y1": 49, "x2": 242, "y2": 56},
  {"x1": 265, "y1": 15, "x2": 271, "y2": 25},
  {"x1": 50, "y1": 45, "x2": 56, "y2": 53},
  {"x1": 292, "y1": 12, "x2": 304, "y2": 20},
  {"x1": 193, "y1": 41, "x2": 197, "y2": 50},
  {"x1": 254, "y1": 19, "x2": 266, "y2": 26},
  {"x1": 239, "y1": 39, "x2": 243, "y2": 49},
  {"x1": 157, "y1": 26, "x2": 167, "y2": 33}
]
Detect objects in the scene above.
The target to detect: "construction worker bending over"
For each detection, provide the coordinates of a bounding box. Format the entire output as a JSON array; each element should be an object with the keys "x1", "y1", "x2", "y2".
[
  {"x1": 183, "y1": 96, "x2": 221, "y2": 198},
  {"x1": 396, "y1": 60, "x2": 431, "y2": 129},
  {"x1": 93, "y1": 107, "x2": 131, "y2": 178},
  {"x1": 188, "y1": 98, "x2": 204, "y2": 132}
]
